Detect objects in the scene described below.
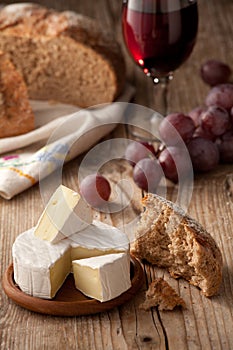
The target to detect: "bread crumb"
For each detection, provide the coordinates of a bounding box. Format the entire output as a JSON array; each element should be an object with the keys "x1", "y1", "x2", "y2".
[{"x1": 140, "y1": 277, "x2": 186, "y2": 311}]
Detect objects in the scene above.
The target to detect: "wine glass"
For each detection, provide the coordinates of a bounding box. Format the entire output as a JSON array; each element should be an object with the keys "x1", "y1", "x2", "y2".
[{"x1": 122, "y1": 0, "x2": 198, "y2": 140}]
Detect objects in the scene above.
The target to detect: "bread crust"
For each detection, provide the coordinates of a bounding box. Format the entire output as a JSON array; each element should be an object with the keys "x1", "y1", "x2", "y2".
[
  {"x1": 131, "y1": 194, "x2": 223, "y2": 297},
  {"x1": 0, "y1": 4, "x2": 125, "y2": 107},
  {"x1": 0, "y1": 50, "x2": 34, "y2": 138}
]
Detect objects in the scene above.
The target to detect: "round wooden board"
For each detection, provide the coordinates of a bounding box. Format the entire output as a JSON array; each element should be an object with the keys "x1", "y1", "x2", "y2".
[{"x1": 2, "y1": 257, "x2": 144, "y2": 316}]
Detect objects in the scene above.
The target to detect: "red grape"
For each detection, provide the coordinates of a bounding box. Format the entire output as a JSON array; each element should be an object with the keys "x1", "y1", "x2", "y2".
[
  {"x1": 159, "y1": 113, "x2": 195, "y2": 145},
  {"x1": 200, "y1": 60, "x2": 231, "y2": 86},
  {"x1": 158, "y1": 146, "x2": 191, "y2": 183},
  {"x1": 217, "y1": 130, "x2": 233, "y2": 163},
  {"x1": 231, "y1": 106, "x2": 233, "y2": 123},
  {"x1": 201, "y1": 105, "x2": 230, "y2": 136},
  {"x1": 221, "y1": 129, "x2": 233, "y2": 140},
  {"x1": 80, "y1": 173, "x2": 111, "y2": 208},
  {"x1": 187, "y1": 137, "x2": 219, "y2": 172},
  {"x1": 125, "y1": 141, "x2": 156, "y2": 166},
  {"x1": 218, "y1": 137, "x2": 233, "y2": 163},
  {"x1": 205, "y1": 83, "x2": 233, "y2": 110},
  {"x1": 158, "y1": 148, "x2": 177, "y2": 183},
  {"x1": 133, "y1": 158, "x2": 163, "y2": 192},
  {"x1": 188, "y1": 106, "x2": 206, "y2": 127},
  {"x1": 193, "y1": 126, "x2": 216, "y2": 141}
]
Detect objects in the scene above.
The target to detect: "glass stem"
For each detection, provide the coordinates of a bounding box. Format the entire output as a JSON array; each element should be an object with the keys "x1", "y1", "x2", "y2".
[{"x1": 152, "y1": 75, "x2": 173, "y2": 117}]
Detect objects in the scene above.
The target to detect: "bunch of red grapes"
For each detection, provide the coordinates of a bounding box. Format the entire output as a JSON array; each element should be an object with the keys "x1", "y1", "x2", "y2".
[
  {"x1": 80, "y1": 60, "x2": 233, "y2": 205},
  {"x1": 125, "y1": 59, "x2": 233, "y2": 191}
]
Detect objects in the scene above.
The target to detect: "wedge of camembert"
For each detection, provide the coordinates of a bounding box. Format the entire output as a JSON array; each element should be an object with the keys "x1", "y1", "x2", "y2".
[
  {"x1": 69, "y1": 220, "x2": 130, "y2": 259},
  {"x1": 12, "y1": 220, "x2": 130, "y2": 299},
  {"x1": 34, "y1": 185, "x2": 92, "y2": 243},
  {"x1": 72, "y1": 253, "x2": 131, "y2": 302}
]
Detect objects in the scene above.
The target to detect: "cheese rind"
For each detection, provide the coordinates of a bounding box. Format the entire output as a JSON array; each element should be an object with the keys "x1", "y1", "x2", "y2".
[
  {"x1": 34, "y1": 185, "x2": 92, "y2": 243},
  {"x1": 12, "y1": 220, "x2": 129, "y2": 299},
  {"x1": 12, "y1": 229, "x2": 71, "y2": 298},
  {"x1": 69, "y1": 220, "x2": 129, "y2": 259},
  {"x1": 72, "y1": 253, "x2": 131, "y2": 302}
]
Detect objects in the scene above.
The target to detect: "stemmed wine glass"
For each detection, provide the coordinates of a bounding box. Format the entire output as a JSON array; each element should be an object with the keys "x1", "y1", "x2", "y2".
[{"x1": 122, "y1": 0, "x2": 198, "y2": 140}]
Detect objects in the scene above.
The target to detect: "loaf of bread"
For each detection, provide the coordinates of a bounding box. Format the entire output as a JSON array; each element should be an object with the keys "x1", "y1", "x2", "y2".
[
  {"x1": 0, "y1": 50, "x2": 34, "y2": 138},
  {"x1": 0, "y1": 3, "x2": 125, "y2": 108},
  {"x1": 131, "y1": 194, "x2": 223, "y2": 297}
]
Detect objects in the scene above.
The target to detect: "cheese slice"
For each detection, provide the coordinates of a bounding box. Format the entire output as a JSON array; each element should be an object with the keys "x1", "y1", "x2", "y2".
[
  {"x1": 34, "y1": 185, "x2": 92, "y2": 243},
  {"x1": 72, "y1": 253, "x2": 131, "y2": 302},
  {"x1": 12, "y1": 220, "x2": 129, "y2": 299}
]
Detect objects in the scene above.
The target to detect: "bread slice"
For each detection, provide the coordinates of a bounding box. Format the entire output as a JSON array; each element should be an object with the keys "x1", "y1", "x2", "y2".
[
  {"x1": 140, "y1": 278, "x2": 186, "y2": 311},
  {"x1": 0, "y1": 50, "x2": 34, "y2": 138},
  {"x1": 131, "y1": 194, "x2": 223, "y2": 297},
  {"x1": 0, "y1": 3, "x2": 125, "y2": 108}
]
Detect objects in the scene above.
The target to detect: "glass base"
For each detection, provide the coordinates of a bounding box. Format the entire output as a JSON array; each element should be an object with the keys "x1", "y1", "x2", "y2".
[{"x1": 124, "y1": 104, "x2": 163, "y2": 143}]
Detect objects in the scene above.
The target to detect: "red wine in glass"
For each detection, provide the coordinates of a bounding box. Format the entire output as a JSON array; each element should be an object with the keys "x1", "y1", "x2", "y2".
[
  {"x1": 122, "y1": 0, "x2": 198, "y2": 81},
  {"x1": 122, "y1": 0, "x2": 198, "y2": 140}
]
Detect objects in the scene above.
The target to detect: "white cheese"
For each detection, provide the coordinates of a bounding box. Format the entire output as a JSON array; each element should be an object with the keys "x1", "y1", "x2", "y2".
[
  {"x1": 69, "y1": 220, "x2": 130, "y2": 259},
  {"x1": 12, "y1": 228, "x2": 71, "y2": 299},
  {"x1": 34, "y1": 185, "x2": 92, "y2": 243},
  {"x1": 72, "y1": 253, "x2": 131, "y2": 302},
  {"x1": 12, "y1": 220, "x2": 129, "y2": 299}
]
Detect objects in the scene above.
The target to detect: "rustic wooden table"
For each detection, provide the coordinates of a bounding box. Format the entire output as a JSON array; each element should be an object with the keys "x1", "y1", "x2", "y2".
[{"x1": 1, "y1": 0, "x2": 233, "y2": 349}]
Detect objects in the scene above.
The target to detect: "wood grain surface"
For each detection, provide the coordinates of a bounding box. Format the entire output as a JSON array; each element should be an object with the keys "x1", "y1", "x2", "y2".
[{"x1": 1, "y1": 0, "x2": 233, "y2": 349}]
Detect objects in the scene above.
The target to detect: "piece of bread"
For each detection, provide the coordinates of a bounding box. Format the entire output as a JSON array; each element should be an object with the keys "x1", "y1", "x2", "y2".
[
  {"x1": 131, "y1": 194, "x2": 223, "y2": 297},
  {"x1": 140, "y1": 278, "x2": 186, "y2": 311},
  {"x1": 0, "y1": 3, "x2": 125, "y2": 108},
  {"x1": 0, "y1": 50, "x2": 34, "y2": 138}
]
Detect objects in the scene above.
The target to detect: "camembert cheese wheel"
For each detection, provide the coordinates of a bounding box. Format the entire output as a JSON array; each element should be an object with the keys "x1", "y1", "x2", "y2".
[{"x1": 13, "y1": 220, "x2": 129, "y2": 299}]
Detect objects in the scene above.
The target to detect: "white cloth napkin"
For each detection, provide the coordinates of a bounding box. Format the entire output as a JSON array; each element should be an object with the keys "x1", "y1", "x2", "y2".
[{"x1": 0, "y1": 85, "x2": 135, "y2": 199}]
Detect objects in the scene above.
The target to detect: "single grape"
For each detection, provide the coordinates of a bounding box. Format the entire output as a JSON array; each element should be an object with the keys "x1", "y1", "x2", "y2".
[
  {"x1": 200, "y1": 60, "x2": 231, "y2": 86},
  {"x1": 201, "y1": 105, "x2": 230, "y2": 136},
  {"x1": 187, "y1": 137, "x2": 219, "y2": 172},
  {"x1": 230, "y1": 106, "x2": 233, "y2": 123},
  {"x1": 159, "y1": 113, "x2": 195, "y2": 145},
  {"x1": 219, "y1": 140, "x2": 233, "y2": 163},
  {"x1": 188, "y1": 106, "x2": 206, "y2": 127},
  {"x1": 158, "y1": 148, "x2": 177, "y2": 183},
  {"x1": 205, "y1": 83, "x2": 233, "y2": 110},
  {"x1": 133, "y1": 158, "x2": 163, "y2": 192},
  {"x1": 125, "y1": 141, "x2": 156, "y2": 167},
  {"x1": 221, "y1": 129, "x2": 233, "y2": 140},
  {"x1": 158, "y1": 146, "x2": 191, "y2": 183},
  {"x1": 193, "y1": 126, "x2": 216, "y2": 141},
  {"x1": 79, "y1": 173, "x2": 111, "y2": 208},
  {"x1": 217, "y1": 130, "x2": 233, "y2": 163}
]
